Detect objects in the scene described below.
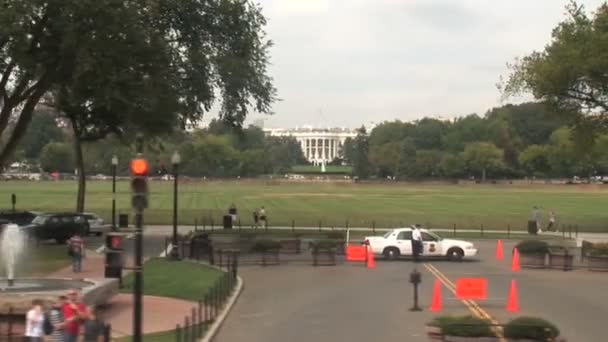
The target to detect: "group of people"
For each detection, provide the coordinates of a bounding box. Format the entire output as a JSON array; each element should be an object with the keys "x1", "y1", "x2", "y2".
[
  {"x1": 530, "y1": 207, "x2": 558, "y2": 234},
  {"x1": 25, "y1": 289, "x2": 106, "y2": 342},
  {"x1": 226, "y1": 204, "x2": 268, "y2": 228}
]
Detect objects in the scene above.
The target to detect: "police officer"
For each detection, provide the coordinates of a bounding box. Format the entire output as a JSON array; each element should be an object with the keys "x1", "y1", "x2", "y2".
[{"x1": 411, "y1": 224, "x2": 423, "y2": 262}]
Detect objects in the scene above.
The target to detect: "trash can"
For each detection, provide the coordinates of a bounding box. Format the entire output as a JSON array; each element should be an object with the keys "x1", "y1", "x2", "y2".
[
  {"x1": 119, "y1": 214, "x2": 129, "y2": 228},
  {"x1": 527, "y1": 221, "x2": 538, "y2": 235},
  {"x1": 223, "y1": 215, "x2": 233, "y2": 229}
]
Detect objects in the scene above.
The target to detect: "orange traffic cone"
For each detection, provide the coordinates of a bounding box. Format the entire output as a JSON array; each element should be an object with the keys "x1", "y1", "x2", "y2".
[
  {"x1": 430, "y1": 279, "x2": 442, "y2": 312},
  {"x1": 511, "y1": 247, "x2": 520, "y2": 272},
  {"x1": 506, "y1": 279, "x2": 519, "y2": 312},
  {"x1": 496, "y1": 240, "x2": 504, "y2": 260},
  {"x1": 366, "y1": 246, "x2": 376, "y2": 269}
]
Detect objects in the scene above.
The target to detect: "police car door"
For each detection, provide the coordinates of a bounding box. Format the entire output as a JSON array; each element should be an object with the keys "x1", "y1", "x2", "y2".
[
  {"x1": 397, "y1": 230, "x2": 412, "y2": 255},
  {"x1": 421, "y1": 232, "x2": 442, "y2": 256}
]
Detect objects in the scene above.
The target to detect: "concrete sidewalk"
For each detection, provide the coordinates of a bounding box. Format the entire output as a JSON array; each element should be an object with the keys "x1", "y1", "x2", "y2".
[{"x1": 50, "y1": 250, "x2": 198, "y2": 338}]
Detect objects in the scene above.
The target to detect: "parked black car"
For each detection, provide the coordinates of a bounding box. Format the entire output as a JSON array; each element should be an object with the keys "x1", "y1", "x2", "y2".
[
  {"x1": 22, "y1": 213, "x2": 90, "y2": 244},
  {"x1": 0, "y1": 210, "x2": 39, "y2": 226}
]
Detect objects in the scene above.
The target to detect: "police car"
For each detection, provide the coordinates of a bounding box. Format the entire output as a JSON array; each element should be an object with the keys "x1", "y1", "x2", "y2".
[{"x1": 364, "y1": 227, "x2": 478, "y2": 261}]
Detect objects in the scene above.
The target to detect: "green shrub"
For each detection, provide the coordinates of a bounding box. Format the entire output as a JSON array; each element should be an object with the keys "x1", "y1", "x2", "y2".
[
  {"x1": 433, "y1": 315, "x2": 494, "y2": 337},
  {"x1": 311, "y1": 239, "x2": 338, "y2": 251},
  {"x1": 503, "y1": 316, "x2": 559, "y2": 340},
  {"x1": 325, "y1": 231, "x2": 346, "y2": 240},
  {"x1": 516, "y1": 240, "x2": 549, "y2": 255},
  {"x1": 251, "y1": 239, "x2": 281, "y2": 253},
  {"x1": 589, "y1": 242, "x2": 608, "y2": 257}
]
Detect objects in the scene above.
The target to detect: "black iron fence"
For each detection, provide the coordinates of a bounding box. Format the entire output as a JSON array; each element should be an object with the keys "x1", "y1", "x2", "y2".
[{"x1": 167, "y1": 250, "x2": 239, "y2": 342}]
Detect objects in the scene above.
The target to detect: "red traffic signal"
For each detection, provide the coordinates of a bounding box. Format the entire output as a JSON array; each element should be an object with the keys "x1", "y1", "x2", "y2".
[{"x1": 130, "y1": 158, "x2": 149, "y2": 175}]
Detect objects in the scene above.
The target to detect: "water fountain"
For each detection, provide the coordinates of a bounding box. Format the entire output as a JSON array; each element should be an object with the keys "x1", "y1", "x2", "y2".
[
  {"x1": 1, "y1": 224, "x2": 25, "y2": 287},
  {"x1": 0, "y1": 224, "x2": 118, "y2": 315}
]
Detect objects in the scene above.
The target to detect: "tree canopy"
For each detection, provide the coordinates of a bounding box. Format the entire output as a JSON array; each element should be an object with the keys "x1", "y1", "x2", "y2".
[
  {"x1": 0, "y1": 0, "x2": 276, "y2": 165},
  {"x1": 501, "y1": 1, "x2": 608, "y2": 139}
]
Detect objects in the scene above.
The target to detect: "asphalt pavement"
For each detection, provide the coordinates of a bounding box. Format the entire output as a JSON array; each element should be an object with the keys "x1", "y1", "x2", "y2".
[{"x1": 213, "y1": 240, "x2": 608, "y2": 342}]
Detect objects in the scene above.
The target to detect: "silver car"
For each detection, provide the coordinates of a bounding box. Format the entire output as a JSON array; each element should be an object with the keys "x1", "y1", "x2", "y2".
[{"x1": 83, "y1": 213, "x2": 111, "y2": 236}]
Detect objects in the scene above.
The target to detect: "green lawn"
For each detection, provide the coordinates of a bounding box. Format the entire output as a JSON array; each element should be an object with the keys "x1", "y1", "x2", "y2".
[
  {"x1": 0, "y1": 243, "x2": 69, "y2": 276},
  {"x1": 1, "y1": 180, "x2": 608, "y2": 231},
  {"x1": 120, "y1": 258, "x2": 223, "y2": 301}
]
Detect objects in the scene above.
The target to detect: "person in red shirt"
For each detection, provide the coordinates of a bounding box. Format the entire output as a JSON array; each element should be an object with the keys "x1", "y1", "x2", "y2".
[{"x1": 62, "y1": 289, "x2": 86, "y2": 342}]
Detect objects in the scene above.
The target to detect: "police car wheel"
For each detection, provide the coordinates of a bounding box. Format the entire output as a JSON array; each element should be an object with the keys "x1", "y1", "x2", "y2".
[
  {"x1": 447, "y1": 247, "x2": 464, "y2": 262},
  {"x1": 383, "y1": 247, "x2": 400, "y2": 260}
]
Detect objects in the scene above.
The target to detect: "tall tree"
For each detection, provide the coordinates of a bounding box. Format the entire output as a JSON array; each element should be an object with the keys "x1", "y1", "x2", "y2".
[
  {"x1": 19, "y1": 108, "x2": 65, "y2": 159},
  {"x1": 396, "y1": 137, "x2": 416, "y2": 179},
  {"x1": 352, "y1": 127, "x2": 372, "y2": 179},
  {"x1": 461, "y1": 142, "x2": 505, "y2": 181},
  {"x1": 1, "y1": 0, "x2": 276, "y2": 211},
  {"x1": 501, "y1": 1, "x2": 608, "y2": 139}
]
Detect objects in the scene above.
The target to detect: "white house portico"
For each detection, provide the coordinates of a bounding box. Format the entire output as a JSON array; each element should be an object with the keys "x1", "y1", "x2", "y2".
[{"x1": 264, "y1": 127, "x2": 357, "y2": 165}]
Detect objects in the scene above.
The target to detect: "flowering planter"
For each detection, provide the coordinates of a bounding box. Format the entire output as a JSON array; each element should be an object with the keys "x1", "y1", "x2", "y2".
[
  {"x1": 548, "y1": 251, "x2": 574, "y2": 271},
  {"x1": 257, "y1": 249, "x2": 280, "y2": 266},
  {"x1": 279, "y1": 239, "x2": 301, "y2": 254},
  {"x1": 587, "y1": 255, "x2": 608, "y2": 272},
  {"x1": 520, "y1": 253, "x2": 546, "y2": 269},
  {"x1": 312, "y1": 248, "x2": 337, "y2": 266},
  {"x1": 443, "y1": 337, "x2": 500, "y2": 342}
]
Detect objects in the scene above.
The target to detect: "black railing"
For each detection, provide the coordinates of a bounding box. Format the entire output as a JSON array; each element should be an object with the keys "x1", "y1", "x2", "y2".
[{"x1": 172, "y1": 250, "x2": 239, "y2": 342}]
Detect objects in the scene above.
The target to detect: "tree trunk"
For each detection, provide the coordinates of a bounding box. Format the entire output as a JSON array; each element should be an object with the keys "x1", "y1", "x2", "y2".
[
  {"x1": 482, "y1": 168, "x2": 486, "y2": 182},
  {"x1": 70, "y1": 118, "x2": 86, "y2": 213}
]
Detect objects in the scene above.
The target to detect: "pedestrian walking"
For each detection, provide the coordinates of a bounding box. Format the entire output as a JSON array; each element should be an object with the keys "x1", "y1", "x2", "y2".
[
  {"x1": 259, "y1": 206, "x2": 267, "y2": 228},
  {"x1": 46, "y1": 296, "x2": 66, "y2": 341},
  {"x1": 83, "y1": 306, "x2": 105, "y2": 342},
  {"x1": 68, "y1": 232, "x2": 85, "y2": 273},
  {"x1": 228, "y1": 203, "x2": 238, "y2": 224},
  {"x1": 253, "y1": 208, "x2": 259, "y2": 229},
  {"x1": 547, "y1": 211, "x2": 557, "y2": 232},
  {"x1": 62, "y1": 289, "x2": 87, "y2": 342},
  {"x1": 529, "y1": 206, "x2": 542, "y2": 234},
  {"x1": 25, "y1": 300, "x2": 45, "y2": 342},
  {"x1": 411, "y1": 224, "x2": 423, "y2": 262}
]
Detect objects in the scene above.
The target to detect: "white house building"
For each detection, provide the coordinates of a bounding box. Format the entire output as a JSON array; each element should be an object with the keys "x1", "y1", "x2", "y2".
[{"x1": 264, "y1": 127, "x2": 357, "y2": 165}]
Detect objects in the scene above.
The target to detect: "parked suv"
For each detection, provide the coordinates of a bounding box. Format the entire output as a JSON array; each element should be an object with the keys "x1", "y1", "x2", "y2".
[
  {"x1": 0, "y1": 210, "x2": 39, "y2": 226},
  {"x1": 22, "y1": 213, "x2": 89, "y2": 244},
  {"x1": 83, "y1": 212, "x2": 110, "y2": 236}
]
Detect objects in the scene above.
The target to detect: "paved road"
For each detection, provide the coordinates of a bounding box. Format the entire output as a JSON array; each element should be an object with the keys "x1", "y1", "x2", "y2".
[{"x1": 214, "y1": 240, "x2": 608, "y2": 342}]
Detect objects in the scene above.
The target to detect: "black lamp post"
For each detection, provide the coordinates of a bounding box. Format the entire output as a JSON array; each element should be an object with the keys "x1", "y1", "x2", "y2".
[
  {"x1": 170, "y1": 151, "x2": 181, "y2": 260},
  {"x1": 111, "y1": 155, "x2": 118, "y2": 230}
]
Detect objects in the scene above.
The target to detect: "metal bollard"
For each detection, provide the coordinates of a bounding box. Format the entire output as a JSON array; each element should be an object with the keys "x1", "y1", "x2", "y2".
[{"x1": 409, "y1": 268, "x2": 422, "y2": 311}]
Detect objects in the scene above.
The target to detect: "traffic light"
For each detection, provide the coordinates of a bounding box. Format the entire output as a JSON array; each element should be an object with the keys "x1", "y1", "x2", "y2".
[
  {"x1": 105, "y1": 233, "x2": 122, "y2": 250},
  {"x1": 104, "y1": 232, "x2": 124, "y2": 279},
  {"x1": 130, "y1": 158, "x2": 149, "y2": 211}
]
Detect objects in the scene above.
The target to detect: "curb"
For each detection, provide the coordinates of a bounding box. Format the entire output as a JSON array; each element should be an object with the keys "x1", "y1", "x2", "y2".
[{"x1": 199, "y1": 275, "x2": 244, "y2": 342}]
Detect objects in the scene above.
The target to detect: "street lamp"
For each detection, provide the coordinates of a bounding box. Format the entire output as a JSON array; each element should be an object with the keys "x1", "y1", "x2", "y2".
[
  {"x1": 170, "y1": 151, "x2": 181, "y2": 260},
  {"x1": 111, "y1": 155, "x2": 118, "y2": 230}
]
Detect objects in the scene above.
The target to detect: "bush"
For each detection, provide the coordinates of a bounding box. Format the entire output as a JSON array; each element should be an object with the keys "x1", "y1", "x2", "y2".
[
  {"x1": 251, "y1": 239, "x2": 281, "y2": 253},
  {"x1": 589, "y1": 242, "x2": 608, "y2": 257},
  {"x1": 311, "y1": 239, "x2": 338, "y2": 251},
  {"x1": 503, "y1": 317, "x2": 559, "y2": 340},
  {"x1": 325, "y1": 231, "x2": 346, "y2": 240},
  {"x1": 516, "y1": 240, "x2": 549, "y2": 255},
  {"x1": 435, "y1": 315, "x2": 494, "y2": 337}
]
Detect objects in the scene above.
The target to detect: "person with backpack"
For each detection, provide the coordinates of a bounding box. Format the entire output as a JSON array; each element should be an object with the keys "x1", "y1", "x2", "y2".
[
  {"x1": 45, "y1": 296, "x2": 66, "y2": 341},
  {"x1": 68, "y1": 232, "x2": 85, "y2": 273}
]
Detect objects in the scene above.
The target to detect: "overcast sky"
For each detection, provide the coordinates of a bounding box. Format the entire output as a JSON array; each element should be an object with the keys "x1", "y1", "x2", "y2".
[{"x1": 242, "y1": 0, "x2": 605, "y2": 129}]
